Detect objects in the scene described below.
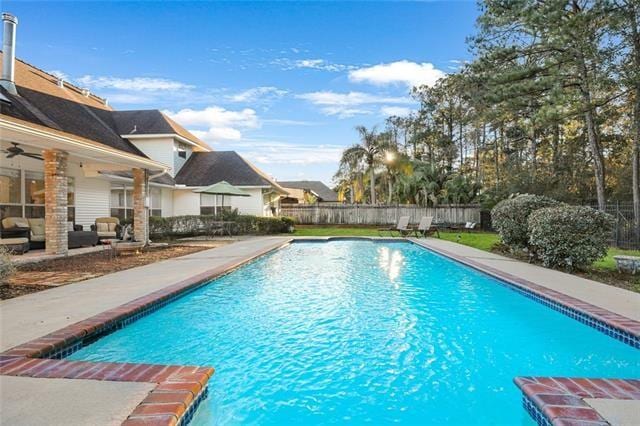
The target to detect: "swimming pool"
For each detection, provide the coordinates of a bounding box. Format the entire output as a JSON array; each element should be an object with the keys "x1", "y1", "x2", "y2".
[{"x1": 69, "y1": 240, "x2": 639, "y2": 424}]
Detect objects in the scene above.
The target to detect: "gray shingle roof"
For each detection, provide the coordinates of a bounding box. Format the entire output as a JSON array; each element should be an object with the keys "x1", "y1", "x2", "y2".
[
  {"x1": 111, "y1": 110, "x2": 207, "y2": 148},
  {"x1": 111, "y1": 110, "x2": 175, "y2": 135},
  {"x1": 278, "y1": 180, "x2": 338, "y2": 202},
  {"x1": 1, "y1": 86, "x2": 147, "y2": 157},
  {"x1": 0, "y1": 54, "x2": 207, "y2": 157},
  {"x1": 175, "y1": 151, "x2": 284, "y2": 191}
]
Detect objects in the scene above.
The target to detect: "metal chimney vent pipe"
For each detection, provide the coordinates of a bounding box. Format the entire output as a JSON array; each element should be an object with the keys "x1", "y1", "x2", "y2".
[{"x1": 1, "y1": 13, "x2": 18, "y2": 95}]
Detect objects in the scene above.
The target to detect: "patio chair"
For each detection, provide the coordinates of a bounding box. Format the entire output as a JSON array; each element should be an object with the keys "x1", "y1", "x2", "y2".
[
  {"x1": 464, "y1": 222, "x2": 477, "y2": 232},
  {"x1": 91, "y1": 217, "x2": 122, "y2": 242},
  {"x1": 412, "y1": 216, "x2": 439, "y2": 238},
  {"x1": 378, "y1": 216, "x2": 411, "y2": 237}
]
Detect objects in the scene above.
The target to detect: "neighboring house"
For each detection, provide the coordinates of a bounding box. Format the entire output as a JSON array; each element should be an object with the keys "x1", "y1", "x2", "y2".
[
  {"x1": 0, "y1": 14, "x2": 285, "y2": 254},
  {"x1": 279, "y1": 181, "x2": 338, "y2": 204}
]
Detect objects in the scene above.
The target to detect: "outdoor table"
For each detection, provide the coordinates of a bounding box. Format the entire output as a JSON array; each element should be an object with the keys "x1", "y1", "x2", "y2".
[
  {"x1": 101, "y1": 239, "x2": 118, "y2": 260},
  {"x1": 211, "y1": 221, "x2": 237, "y2": 236}
]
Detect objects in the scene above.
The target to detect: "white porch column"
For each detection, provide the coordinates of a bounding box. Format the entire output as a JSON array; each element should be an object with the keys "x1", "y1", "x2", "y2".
[
  {"x1": 44, "y1": 149, "x2": 68, "y2": 255},
  {"x1": 132, "y1": 168, "x2": 148, "y2": 244}
]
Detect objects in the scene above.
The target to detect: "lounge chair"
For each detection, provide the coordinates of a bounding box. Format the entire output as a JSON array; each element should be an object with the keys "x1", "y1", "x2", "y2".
[
  {"x1": 378, "y1": 216, "x2": 411, "y2": 237},
  {"x1": 92, "y1": 217, "x2": 121, "y2": 242},
  {"x1": 464, "y1": 222, "x2": 477, "y2": 232},
  {"x1": 412, "y1": 216, "x2": 439, "y2": 238}
]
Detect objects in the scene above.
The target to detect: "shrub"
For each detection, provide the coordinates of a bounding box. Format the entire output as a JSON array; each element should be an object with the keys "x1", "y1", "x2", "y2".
[
  {"x1": 528, "y1": 206, "x2": 614, "y2": 270},
  {"x1": 0, "y1": 245, "x2": 15, "y2": 284},
  {"x1": 149, "y1": 214, "x2": 294, "y2": 238},
  {"x1": 491, "y1": 194, "x2": 562, "y2": 249}
]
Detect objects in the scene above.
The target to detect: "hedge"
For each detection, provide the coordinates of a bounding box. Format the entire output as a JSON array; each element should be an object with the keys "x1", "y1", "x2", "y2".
[
  {"x1": 491, "y1": 194, "x2": 562, "y2": 249},
  {"x1": 148, "y1": 214, "x2": 294, "y2": 238},
  {"x1": 528, "y1": 206, "x2": 614, "y2": 270}
]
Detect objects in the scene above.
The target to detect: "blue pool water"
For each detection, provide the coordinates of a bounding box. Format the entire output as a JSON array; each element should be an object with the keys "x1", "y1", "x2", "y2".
[{"x1": 69, "y1": 241, "x2": 639, "y2": 425}]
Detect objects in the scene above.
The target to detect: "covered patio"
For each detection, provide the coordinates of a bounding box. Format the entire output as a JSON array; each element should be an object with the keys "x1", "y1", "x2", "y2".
[{"x1": 1, "y1": 117, "x2": 168, "y2": 256}]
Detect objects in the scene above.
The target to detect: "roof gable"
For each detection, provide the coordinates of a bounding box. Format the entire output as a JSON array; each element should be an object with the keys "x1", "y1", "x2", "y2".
[
  {"x1": 112, "y1": 110, "x2": 209, "y2": 150},
  {"x1": 174, "y1": 151, "x2": 284, "y2": 191},
  {"x1": 278, "y1": 180, "x2": 338, "y2": 202}
]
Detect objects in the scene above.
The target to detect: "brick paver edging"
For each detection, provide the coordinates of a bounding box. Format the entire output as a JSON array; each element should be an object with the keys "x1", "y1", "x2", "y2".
[
  {"x1": 411, "y1": 240, "x2": 640, "y2": 348},
  {"x1": 515, "y1": 376, "x2": 640, "y2": 426},
  {"x1": 0, "y1": 355, "x2": 213, "y2": 425},
  {"x1": 0, "y1": 239, "x2": 292, "y2": 425}
]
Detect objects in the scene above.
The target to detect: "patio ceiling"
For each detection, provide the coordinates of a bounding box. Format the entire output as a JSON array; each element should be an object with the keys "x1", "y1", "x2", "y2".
[{"x1": 0, "y1": 117, "x2": 169, "y2": 174}]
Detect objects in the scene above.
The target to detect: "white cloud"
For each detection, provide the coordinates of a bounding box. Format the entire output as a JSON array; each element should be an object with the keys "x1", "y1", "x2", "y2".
[
  {"x1": 191, "y1": 127, "x2": 242, "y2": 141},
  {"x1": 297, "y1": 91, "x2": 414, "y2": 118},
  {"x1": 165, "y1": 106, "x2": 259, "y2": 128},
  {"x1": 228, "y1": 139, "x2": 344, "y2": 165},
  {"x1": 380, "y1": 106, "x2": 412, "y2": 117},
  {"x1": 226, "y1": 86, "x2": 288, "y2": 103},
  {"x1": 76, "y1": 75, "x2": 194, "y2": 91},
  {"x1": 349, "y1": 60, "x2": 445, "y2": 88},
  {"x1": 48, "y1": 70, "x2": 68, "y2": 81},
  {"x1": 165, "y1": 106, "x2": 260, "y2": 141},
  {"x1": 273, "y1": 58, "x2": 353, "y2": 72}
]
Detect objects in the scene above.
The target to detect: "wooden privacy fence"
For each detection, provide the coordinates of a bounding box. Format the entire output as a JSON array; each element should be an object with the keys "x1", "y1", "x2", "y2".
[{"x1": 281, "y1": 204, "x2": 481, "y2": 226}]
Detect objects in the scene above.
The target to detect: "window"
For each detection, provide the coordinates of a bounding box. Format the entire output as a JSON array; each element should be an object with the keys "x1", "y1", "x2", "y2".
[
  {"x1": 200, "y1": 193, "x2": 230, "y2": 216},
  {"x1": 110, "y1": 186, "x2": 132, "y2": 221},
  {"x1": 200, "y1": 193, "x2": 215, "y2": 216},
  {"x1": 150, "y1": 187, "x2": 162, "y2": 217},
  {"x1": 0, "y1": 168, "x2": 75, "y2": 220},
  {"x1": 178, "y1": 149, "x2": 186, "y2": 159},
  {"x1": 25, "y1": 171, "x2": 45, "y2": 205},
  {"x1": 110, "y1": 185, "x2": 162, "y2": 219},
  {"x1": 0, "y1": 167, "x2": 21, "y2": 219},
  {"x1": 68, "y1": 177, "x2": 76, "y2": 223}
]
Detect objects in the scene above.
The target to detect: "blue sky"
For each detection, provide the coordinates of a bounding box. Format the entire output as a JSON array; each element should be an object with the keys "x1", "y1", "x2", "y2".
[{"x1": 4, "y1": 1, "x2": 479, "y2": 185}]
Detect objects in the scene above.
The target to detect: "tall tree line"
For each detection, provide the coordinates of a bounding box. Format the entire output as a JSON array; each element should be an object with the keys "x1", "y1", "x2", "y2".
[{"x1": 334, "y1": 0, "x2": 640, "y2": 235}]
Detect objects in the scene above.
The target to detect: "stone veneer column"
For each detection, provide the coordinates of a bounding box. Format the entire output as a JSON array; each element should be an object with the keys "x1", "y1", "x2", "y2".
[
  {"x1": 132, "y1": 168, "x2": 148, "y2": 244},
  {"x1": 44, "y1": 149, "x2": 68, "y2": 255}
]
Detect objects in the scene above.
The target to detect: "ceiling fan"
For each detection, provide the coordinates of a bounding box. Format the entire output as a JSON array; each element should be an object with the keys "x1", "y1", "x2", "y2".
[{"x1": 3, "y1": 143, "x2": 43, "y2": 161}]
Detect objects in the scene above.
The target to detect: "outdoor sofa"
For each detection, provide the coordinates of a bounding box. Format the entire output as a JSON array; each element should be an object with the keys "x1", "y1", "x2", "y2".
[{"x1": 1, "y1": 217, "x2": 98, "y2": 250}]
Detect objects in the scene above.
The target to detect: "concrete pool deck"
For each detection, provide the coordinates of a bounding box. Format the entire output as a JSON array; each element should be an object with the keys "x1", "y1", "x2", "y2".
[
  {"x1": 1, "y1": 235, "x2": 638, "y2": 425},
  {"x1": 1, "y1": 236, "x2": 290, "y2": 425}
]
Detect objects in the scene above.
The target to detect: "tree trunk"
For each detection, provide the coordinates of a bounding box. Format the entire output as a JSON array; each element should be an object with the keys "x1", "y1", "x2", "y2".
[
  {"x1": 577, "y1": 52, "x2": 606, "y2": 210},
  {"x1": 349, "y1": 183, "x2": 355, "y2": 204},
  {"x1": 530, "y1": 126, "x2": 537, "y2": 181},
  {"x1": 630, "y1": 4, "x2": 640, "y2": 242},
  {"x1": 387, "y1": 176, "x2": 393, "y2": 205},
  {"x1": 551, "y1": 123, "x2": 560, "y2": 173},
  {"x1": 369, "y1": 167, "x2": 376, "y2": 205},
  {"x1": 583, "y1": 108, "x2": 606, "y2": 210}
]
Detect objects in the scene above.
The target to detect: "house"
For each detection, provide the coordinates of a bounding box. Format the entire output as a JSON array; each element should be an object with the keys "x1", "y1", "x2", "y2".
[
  {"x1": 0, "y1": 13, "x2": 286, "y2": 255},
  {"x1": 279, "y1": 180, "x2": 338, "y2": 204}
]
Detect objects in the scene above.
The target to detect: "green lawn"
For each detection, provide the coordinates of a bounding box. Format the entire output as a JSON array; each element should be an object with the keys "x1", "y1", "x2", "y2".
[
  {"x1": 293, "y1": 226, "x2": 501, "y2": 251},
  {"x1": 594, "y1": 247, "x2": 640, "y2": 271},
  {"x1": 292, "y1": 226, "x2": 639, "y2": 280}
]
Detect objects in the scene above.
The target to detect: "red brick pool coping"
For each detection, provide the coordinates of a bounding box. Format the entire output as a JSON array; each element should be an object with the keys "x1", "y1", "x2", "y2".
[
  {"x1": 0, "y1": 239, "x2": 292, "y2": 425},
  {"x1": 514, "y1": 376, "x2": 640, "y2": 426},
  {"x1": 0, "y1": 355, "x2": 212, "y2": 425}
]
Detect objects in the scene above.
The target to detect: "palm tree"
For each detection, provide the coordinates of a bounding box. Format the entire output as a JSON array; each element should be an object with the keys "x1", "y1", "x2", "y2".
[
  {"x1": 348, "y1": 126, "x2": 383, "y2": 204},
  {"x1": 335, "y1": 144, "x2": 366, "y2": 203}
]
